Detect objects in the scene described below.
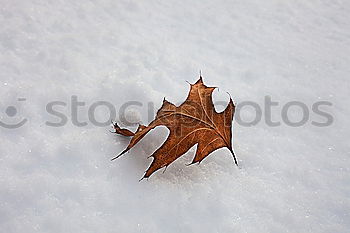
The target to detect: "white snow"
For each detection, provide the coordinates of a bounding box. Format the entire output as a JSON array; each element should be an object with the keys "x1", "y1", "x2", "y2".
[{"x1": 1, "y1": 0, "x2": 350, "y2": 232}]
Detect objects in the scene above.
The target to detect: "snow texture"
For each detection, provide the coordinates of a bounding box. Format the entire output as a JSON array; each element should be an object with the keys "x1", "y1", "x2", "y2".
[{"x1": 1, "y1": 0, "x2": 350, "y2": 232}]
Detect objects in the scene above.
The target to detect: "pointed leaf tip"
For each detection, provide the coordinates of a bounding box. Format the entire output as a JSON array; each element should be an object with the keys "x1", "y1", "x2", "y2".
[
  {"x1": 195, "y1": 76, "x2": 203, "y2": 85},
  {"x1": 229, "y1": 147, "x2": 238, "y2": 166},
  {"x1": 111, "y1": 147, "x2": 129, "y2": 161}
]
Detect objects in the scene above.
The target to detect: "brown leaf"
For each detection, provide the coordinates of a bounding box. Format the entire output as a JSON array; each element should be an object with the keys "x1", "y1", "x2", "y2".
[{"x1": 112, "y1": 76, "x2": 237, "y2": 179}]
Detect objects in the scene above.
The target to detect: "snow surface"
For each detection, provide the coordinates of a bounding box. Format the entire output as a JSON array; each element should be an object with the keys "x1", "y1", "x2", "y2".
[{"x1": 1, "y1": 0, "x2": 350, "y2": 232}]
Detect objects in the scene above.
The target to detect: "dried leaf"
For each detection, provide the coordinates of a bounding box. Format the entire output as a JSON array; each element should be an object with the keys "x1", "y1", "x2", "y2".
[{"x1": 112, "y1": 76, "x2": 237, "y2": 179}]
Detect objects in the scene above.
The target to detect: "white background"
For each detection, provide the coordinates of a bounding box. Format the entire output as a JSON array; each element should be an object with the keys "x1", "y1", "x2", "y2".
[{"x1": 1, "y1": 0, "x2": 349, "y2": 232}]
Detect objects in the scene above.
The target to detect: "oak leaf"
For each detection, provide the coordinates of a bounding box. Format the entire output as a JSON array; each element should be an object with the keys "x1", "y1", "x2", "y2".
[{"x1": 112, "y1": 77, "x2": 237, "y2": 179}]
